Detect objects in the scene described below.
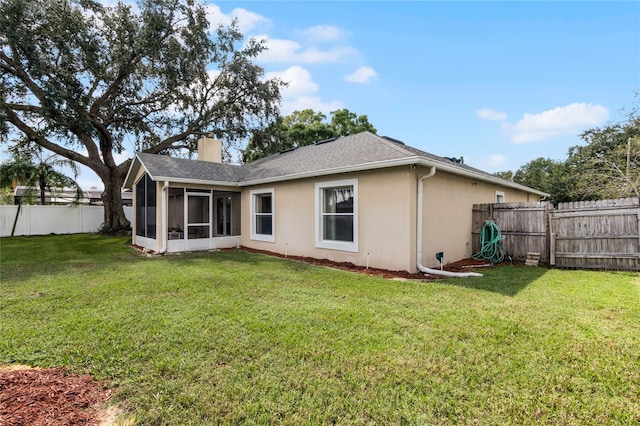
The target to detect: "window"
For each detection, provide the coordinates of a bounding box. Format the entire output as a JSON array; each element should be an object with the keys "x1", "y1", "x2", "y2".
[
  {"x1": 315, "y1": 179, "x2": 358, "y2": 252},
  {"x1": 135, "y1": 173, "x2": 157, "y2": 239},
  {"x1": 495, "y1": 191, "x2": 505, "y2": 203},
  {"x1": 250, "y1": 189, "x2": 274, "y2": 242}
]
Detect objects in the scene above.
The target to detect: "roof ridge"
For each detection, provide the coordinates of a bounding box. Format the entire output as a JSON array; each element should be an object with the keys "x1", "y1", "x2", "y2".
[{"x1": 370, "y1": 133, "x2": 420, "y2": 157}]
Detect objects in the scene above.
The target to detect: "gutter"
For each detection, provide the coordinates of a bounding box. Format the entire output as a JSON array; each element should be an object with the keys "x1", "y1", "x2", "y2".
[
  {"x1": 416, "y1": 166, "x2": 482, "y2": 278},
  {"x1": 123, "y1": 153, "x2": 549, "y2": 199},
  {"x1": 240, "y1": 157, "x2": 549, "y2": 197},
  {"x1": 157, "y1": 181, "x2": 169, "y2": 255}
]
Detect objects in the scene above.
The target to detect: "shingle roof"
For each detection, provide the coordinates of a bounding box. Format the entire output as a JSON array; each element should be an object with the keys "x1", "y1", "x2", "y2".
[
  {"x1": 135, "y1": 152, "x2": 245, "y2": 183},
  {"x1": 124, "y1": 132, "x2": 547, "y2": 196},
  {"x1": 241, "y1": 132, "x2": 415, "y2": 181}
]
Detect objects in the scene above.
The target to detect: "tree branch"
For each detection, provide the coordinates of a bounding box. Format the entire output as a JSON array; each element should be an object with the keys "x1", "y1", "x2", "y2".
[
  {"x1": 0, "y1": 52, "x2": 48, "y2": 104},
  {"x1": 143, "y1": 128, "x2": 195, "y2": 154},
  {"x1": 5, "y1": 108, "x2": 100, "y2": 170}
]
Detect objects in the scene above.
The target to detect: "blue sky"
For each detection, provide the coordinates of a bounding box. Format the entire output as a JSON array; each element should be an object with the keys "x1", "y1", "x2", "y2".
[
  {"x1": 12, "y1": 1, "x2": 640, "y2": 190},
  {"x1": 205, "y1": 1, "x2": 638, "y2": 173}
]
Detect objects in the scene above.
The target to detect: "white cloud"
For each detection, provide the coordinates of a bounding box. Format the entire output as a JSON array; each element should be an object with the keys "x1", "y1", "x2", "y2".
[
  {"x1": 345, "y1": 66, "x2": 377, "y2": 84},
  {"x1": 255, "y1": 35, "x2": 357, "y2": 63},
  {"x1": 476, "y1": 108, "x2": 507, "y2": 121},
  {"x1": 205, "y1": 4, "x2": 270, "y2": 34},
  {"x1": 265, "y1": 66, "x2": 341, "y2": 114},
  {"x1": 265, "y1": 66, "x2": 318, "y2": 98},
  {"x1": 297, "y1": 25, "x2": 349, "y2": 42},
  {"x1": 508, "y1": 103, "x2": 609, "y2": 143}
]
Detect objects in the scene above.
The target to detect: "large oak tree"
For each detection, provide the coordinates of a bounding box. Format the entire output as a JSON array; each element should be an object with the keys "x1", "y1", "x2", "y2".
[{"x1": 1, "y1": 0, "x2": 282, "y2": 231}]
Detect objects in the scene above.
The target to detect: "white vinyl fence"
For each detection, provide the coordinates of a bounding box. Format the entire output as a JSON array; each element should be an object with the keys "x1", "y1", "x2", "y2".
[{"x1": 0, "y1": 205, "x2": 133, "y2": 237}]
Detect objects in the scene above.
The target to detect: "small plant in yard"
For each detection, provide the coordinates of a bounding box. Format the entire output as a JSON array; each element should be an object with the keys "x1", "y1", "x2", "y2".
[{"x1": 1, "y1": 234, "x2": 639, "y2": 425}]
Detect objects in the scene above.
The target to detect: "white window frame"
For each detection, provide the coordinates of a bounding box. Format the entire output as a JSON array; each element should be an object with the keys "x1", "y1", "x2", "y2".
[
  {"x1": 495, "y1": 191, "x2": 505, "y2": 203},
  {"x1": 250, "y1": 188, "x2": 275, "y2": 242},
  {"x1": 315, "y1": 178, "x2": 358, "y2": 252}
]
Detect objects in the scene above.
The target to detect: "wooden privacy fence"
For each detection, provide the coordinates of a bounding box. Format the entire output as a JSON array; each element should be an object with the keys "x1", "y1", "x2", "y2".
[
  {"x1": 472, "y1": 202, "x2": 552, "y2": 264},
  {"x1": 472, "y1": 198, "x2": 640, "y2": 271},
  {"x1": 550, "y1": 198, "x2": 640, "y2": 270}
]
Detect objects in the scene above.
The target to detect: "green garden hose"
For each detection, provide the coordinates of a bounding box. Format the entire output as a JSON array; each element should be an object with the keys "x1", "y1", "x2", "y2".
[{"x1": 472, "y1": 221, "x2": 506, "y2": 264}]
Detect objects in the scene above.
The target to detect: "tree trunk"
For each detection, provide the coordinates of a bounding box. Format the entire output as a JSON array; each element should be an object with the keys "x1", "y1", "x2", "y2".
[
  {"x1": 100, "y1": 166, "x2": 130, "y2": 232},
  {"x1": 39, "y1": 174, "x2": 46, "y2": 205}
]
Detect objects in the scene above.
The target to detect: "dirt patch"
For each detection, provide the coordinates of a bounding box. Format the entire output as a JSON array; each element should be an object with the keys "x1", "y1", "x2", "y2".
[
  {"x1": 0, "y1": 366, "x2": 115, "y2": 426},
  {"x1": 233, "y1": 246, "x2": 496, "y2": 279}
]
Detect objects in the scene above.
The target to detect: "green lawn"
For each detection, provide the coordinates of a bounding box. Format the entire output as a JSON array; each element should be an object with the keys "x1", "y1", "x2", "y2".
[{"x1": 1, "y1": 234, "x2": 639, "y2": 425}]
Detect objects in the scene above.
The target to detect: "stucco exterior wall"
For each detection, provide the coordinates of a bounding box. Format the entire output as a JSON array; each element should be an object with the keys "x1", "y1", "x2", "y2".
[
  {"x1": 242, "y1": 166, "x2": 416, "y2": 272},
  {"x1": 130, "y1": 160, "x2": 541, "y2": 272},
  {"x1": 420, "y1": 169, "x2": 536, "y2": 268}
]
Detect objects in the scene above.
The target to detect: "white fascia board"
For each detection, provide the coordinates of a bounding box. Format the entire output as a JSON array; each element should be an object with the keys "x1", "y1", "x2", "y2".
[
  {"x1": 123, "y1": 153, "x2": 242, "y2": 189},
  {"x1": 239, "y1": 156, "x2": 549, "y2": 197},
  {"x1": 128, "y1": 152, "x2": 548, "y2": 197},
  {"x1": 416, "y1": 158, "x2": 550, "y2": 197},
  {"x1": 122, "y1": 154, "x2": 150, "y2": 189},
  {"x1": 152, "y1": 176, "x2": 241, "y2": 188}
]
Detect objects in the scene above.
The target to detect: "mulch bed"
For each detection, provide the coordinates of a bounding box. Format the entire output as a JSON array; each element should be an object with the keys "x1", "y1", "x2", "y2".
[
  {"x1": 234, "y1": 246, "x2": 496, "y2": 279},
  {"x1": 134, "y1": 243, "x2": 497, "y2": 279},
  {"x1": 0, "y1": 367, "x2": 112, "y2": 426}
]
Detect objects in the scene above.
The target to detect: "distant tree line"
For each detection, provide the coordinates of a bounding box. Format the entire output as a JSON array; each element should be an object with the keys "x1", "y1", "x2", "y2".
[{"x1": 495, "y1": 100, "x2": 639, "y2": 205}]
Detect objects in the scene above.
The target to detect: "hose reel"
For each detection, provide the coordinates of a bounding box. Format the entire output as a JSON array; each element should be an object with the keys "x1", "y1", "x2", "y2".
[{"x1": 472, "y1": 220, "x2": 506, "y2": 264}]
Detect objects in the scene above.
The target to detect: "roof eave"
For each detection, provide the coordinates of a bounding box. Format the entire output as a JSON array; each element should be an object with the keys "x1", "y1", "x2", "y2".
[
  {"x1": 126, "y1": 150, "x2": 548, "y2": 198},
  {"x1": 414, "y1": 157, "x2": 550, "y2": 197},
  {"x1": 151, "y1": 176, "x2": 240, "y2": 187},
  {"x1": 240, "y1": 156, "x2": 549, "y2": 197},
  {"x1": 122, "y1": 154, "x2": 147, "y2": 189}
]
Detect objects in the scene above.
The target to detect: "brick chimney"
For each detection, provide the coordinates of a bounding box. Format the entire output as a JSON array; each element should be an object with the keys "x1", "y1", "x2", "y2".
[{"x1": 197, "y1": 137, "x2": 222, "y2": 163}]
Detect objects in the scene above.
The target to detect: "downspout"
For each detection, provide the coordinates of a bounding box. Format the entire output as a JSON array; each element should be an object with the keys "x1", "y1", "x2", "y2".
[
  {"x1": 158, "y1": 181, "x2": 169, "y2": 255},
  {"x1": 417, "y1": 166, "x2": 482, "y2": 278}
]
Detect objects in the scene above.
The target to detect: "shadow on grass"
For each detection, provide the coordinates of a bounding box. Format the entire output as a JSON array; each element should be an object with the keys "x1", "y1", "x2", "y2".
[{"x1": 440, "y1": 265, "x2": 550, "y2": 297}]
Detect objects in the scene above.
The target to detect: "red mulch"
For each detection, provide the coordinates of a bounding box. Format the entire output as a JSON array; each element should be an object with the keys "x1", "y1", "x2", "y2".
[
  {"x1": 234, "y1": 246, "x2": 496, "y2": 279},
  {"x1": 134, "y1": 243, "x2": 497, "y2": 278},
  {"x1": 0, "y1": 367, "x2": 112, "y2": 426}
]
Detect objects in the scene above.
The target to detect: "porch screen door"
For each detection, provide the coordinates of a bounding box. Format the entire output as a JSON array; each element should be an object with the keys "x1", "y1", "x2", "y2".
[{"x1": 186, "y1": 193, "x2": 211, "y2": 247}]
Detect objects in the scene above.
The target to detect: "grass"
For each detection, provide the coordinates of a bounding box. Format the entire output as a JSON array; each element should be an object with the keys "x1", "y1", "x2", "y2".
[{"x1": 1, "y1": 234, "x2": 639, "y2": 425}]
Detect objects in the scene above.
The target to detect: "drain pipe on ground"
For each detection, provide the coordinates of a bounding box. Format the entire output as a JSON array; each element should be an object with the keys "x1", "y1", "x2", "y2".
[
  {"x1": 416, "y1": 166, "x2": 482, "y2": 278},
  {"x1": 158, "y1": 181, "x2": 170, "y2": 255}
]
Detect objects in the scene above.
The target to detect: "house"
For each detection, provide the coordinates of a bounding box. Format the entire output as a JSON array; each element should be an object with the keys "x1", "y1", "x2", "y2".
[{"x1": 123, "y1": 132, "x2": 547, "y2": 273}]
